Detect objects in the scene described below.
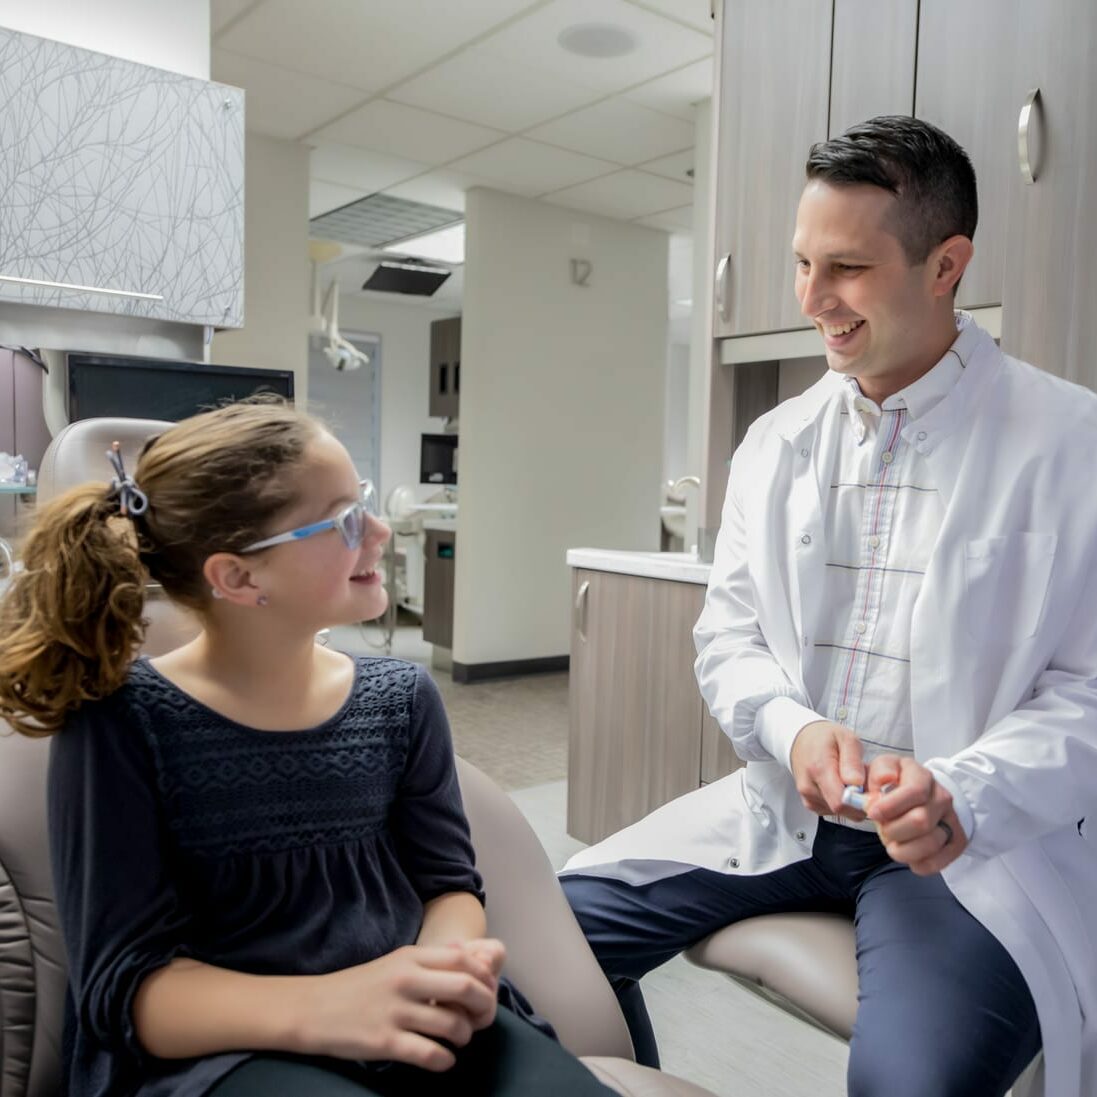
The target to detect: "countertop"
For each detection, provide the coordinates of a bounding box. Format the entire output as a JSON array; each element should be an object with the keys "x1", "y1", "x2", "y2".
[
  {"x1": 566, "y1": 548, "x2": 712, "y2": 585},
  {"x1": 422, "y1": 518, "x2": 457, "y2": 533}
]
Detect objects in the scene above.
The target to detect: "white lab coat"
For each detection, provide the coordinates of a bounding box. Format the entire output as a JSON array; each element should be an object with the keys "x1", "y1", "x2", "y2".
[{"x1": 565, "y1": 321, "x2": 1097, "y2": 1097}]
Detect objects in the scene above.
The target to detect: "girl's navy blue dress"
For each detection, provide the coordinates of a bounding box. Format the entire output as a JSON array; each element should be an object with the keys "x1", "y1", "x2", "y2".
[{"x1": 48, "y1": 656, "x2": 487, "y2": 1097}]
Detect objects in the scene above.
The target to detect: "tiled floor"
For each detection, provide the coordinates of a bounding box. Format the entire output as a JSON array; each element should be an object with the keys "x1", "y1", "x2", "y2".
[{"x1": 332, "y1": 624, "x2": 849, "y2": 1097}]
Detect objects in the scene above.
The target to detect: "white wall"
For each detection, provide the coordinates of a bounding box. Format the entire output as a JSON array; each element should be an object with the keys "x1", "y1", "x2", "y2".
[
  {"x1": 212, "y1": 134, "x2": 311, "y2": 405},
  {"x1": 0, "y1": 0, "x2": 209, "y2": 78},
  {"x1": 664, "y1": 341, "x2": 691, "y2": 485},
  {"x1": 454, "y1": 187, "x2": 668, "y2": 667},
  {"x1": 334, "y1": 295, "x2": 459, "y2": 506}
]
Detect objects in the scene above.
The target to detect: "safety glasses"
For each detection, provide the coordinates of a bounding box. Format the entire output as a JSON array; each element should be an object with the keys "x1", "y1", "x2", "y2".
[{"x1": 239, "y1": 479, "x2": 378, "y2": 554}]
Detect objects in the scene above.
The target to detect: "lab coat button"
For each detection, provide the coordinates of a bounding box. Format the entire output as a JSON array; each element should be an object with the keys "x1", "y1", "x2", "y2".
[
  {"x1": 800, "y1": 534, "x2": 812, "y2": 545},
  {"x1": 795, "y1": 830, "x2": 807, "y2": 842},
  {"x1": 728, "y1": 856, "x2": 740, "y2": 869},
  {"x1": 917, "y1": 431, "x2": 927, "y2": 441},
  {"x1": 800, "y1": 447, "x2": 810, "y2": 458}
]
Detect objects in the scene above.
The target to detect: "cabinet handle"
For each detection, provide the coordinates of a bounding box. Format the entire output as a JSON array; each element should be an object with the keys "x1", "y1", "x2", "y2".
[
  {"x1": 439, "y1": 363, "x2": 448, "y2": 394},
  {"x1": 575, "y1": 580, "x2": 590, "y2": 641},
  {"x1": 1018, "y1": 87, "x2": 1042, "y2": 184},
  {"x1": 714, "y1": 253, "x2": 732, "y2": 322}
]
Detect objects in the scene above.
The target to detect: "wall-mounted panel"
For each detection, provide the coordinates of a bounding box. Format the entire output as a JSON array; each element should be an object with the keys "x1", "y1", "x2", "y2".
[{"x1": 0, "y1": 27, "x2": 244, "y2": 327}]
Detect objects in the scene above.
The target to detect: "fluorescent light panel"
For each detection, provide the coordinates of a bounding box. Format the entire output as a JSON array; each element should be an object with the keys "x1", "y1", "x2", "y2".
[{"x1": 383, "y1": 222, "x2": 465, "y2": 265}]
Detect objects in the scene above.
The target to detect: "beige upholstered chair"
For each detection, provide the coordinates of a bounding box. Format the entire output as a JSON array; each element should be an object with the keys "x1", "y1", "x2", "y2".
[{"x1": 0, "y1": 417, "x2": 715, "y2": 1097}]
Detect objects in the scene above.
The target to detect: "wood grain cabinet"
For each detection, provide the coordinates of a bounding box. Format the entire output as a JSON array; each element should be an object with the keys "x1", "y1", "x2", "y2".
[
  {"x1": 567, "y1": 568, "x2": 742, "y2": 845},
  {"x1": 422, "y1": 529, "x2": 456, "y2": 649},
  {"x1": 429, "y1": 316, "x2": 461, "y2": 419},
  {"x1": 711, "y1": 0, "x2": 832, "y2": 338}
]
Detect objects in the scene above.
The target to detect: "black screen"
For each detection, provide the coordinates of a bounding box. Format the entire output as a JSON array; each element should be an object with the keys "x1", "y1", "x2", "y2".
[
  {"x1": 420, "y1": 433, "x2": 458, "y2": 485},
  {"x1": 67, "y1": 353, "x2": 294, "y2": 422}
]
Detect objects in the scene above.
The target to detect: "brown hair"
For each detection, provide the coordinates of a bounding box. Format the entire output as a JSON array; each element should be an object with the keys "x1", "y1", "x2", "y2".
[{"x1": 0, "y1": 399, "x2": 322, "y2": 737}]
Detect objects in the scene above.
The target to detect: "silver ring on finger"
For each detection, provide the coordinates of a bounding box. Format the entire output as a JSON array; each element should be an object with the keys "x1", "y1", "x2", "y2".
[{"x1": 936, "y1": 819, "x2": 954, "y2": 846}]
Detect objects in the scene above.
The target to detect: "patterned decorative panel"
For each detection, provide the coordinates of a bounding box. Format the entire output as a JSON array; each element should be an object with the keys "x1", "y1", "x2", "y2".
[{"x1": 0, "y1": 28, "x2": 245, "y2": 327}]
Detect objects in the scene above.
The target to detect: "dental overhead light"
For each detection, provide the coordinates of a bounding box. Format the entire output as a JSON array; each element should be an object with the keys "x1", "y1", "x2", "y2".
[{"x1": 309, "y1": 249, "x2": 370, "y2": 372}]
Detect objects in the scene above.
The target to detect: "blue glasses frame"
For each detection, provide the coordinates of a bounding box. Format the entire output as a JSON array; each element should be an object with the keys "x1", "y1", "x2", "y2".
[{"x1": 240, "y1": 479, "x2": 378, "y2": 554}]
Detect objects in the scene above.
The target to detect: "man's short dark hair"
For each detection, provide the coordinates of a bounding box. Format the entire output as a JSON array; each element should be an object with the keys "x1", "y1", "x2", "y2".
[{"x1": 805, "y1": 115, "x2": 978, "y2": 266}]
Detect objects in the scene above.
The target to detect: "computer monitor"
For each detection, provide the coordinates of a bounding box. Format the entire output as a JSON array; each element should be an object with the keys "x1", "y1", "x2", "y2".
[
  {"x1": 420, "y1": 433, "x2": 458, "y2": 485},
  {"x1": 66, "y1": 352, "x2": 294, "y2": 423}
]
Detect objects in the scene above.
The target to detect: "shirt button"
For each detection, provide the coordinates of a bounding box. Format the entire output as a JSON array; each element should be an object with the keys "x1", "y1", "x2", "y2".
[
  {"x1": 800, "y1": 447, "x2": 810, "y2": 458},
  {"x1": 801, "y1": 534, "x2": 812, "y2": 545},
  {"x1": 836, "y1": 706, "x2": 849, "y2": 721},
  {"x1": 795, "y1": 830, "x2": 807, "y2": 842},
  {"x1": 881, "y1": 451, "x2": 894, "y2": 465},
  {"x1": 917, "y1": 431, "x2": 927, "y2": 441},
  {"x1": 854, "y1": 621, "x2": 867, "y2": 634},
  {"x1": 868, "y1": 535, "x2": 880, "y2": 549},
  {"x1": 728, "y1": 856, "x2": 740, "y2": 869}
]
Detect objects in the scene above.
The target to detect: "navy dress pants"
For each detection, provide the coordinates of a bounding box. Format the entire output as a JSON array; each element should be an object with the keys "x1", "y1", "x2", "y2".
[{"x1": 562, "y1": 821, "x2": 1041, "y2": 1097}]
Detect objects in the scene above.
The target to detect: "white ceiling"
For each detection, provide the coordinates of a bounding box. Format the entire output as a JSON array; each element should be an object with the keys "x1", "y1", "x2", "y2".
[{"x1": 211, "y1": 0, "x2": 712, "y2": 306}]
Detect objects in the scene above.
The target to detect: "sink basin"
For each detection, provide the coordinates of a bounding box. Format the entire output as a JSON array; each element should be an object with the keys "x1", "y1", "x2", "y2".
[{"x1": 660, "y1": 503, "x2": 686, "y2": 539}]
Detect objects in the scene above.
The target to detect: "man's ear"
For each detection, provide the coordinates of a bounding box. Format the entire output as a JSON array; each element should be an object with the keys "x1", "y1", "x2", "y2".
[
  {"x1": 929, "y1": 234, "x2": 975, "y2": 298},
  {"x1": 203, "y1": 552, "x2": 263, "y2": 607}
]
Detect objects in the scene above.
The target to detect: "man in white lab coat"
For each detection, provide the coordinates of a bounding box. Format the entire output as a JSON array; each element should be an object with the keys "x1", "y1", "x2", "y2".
[{"x1": 563, "y1": 116, "x2": 1097, "y2": 1097}]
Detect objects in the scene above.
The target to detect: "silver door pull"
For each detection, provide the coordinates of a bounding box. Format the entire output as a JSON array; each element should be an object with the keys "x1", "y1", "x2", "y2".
[
  {"x1": 715, "y1": 253, "x2": 732, "y2": 322},
  {"x1": 575, "y1": 580, "x2": 590, "y2": 641},
  {"x1": 1018, "y1": 87, "x2": 1042, "y2": 184}
]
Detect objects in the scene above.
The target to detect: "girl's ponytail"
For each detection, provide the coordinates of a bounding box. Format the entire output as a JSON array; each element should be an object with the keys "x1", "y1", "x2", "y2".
[{"x1": 0, "y1": 483, "x2": 146, "y2": 736}]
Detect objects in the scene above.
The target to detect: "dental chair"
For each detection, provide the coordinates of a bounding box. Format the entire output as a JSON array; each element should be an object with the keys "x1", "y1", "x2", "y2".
[{"x1": 0, "y1": 417, "x2": 715, "y2": 1097}]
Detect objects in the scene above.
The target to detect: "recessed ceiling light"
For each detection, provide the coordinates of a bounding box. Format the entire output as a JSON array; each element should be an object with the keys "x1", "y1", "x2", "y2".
[
  {"x1": 382, "y1": 222, "x2": 465, "y2": 265},
  {"x1": 558, "y1": 23, "x2": 638, "y2": 59}
]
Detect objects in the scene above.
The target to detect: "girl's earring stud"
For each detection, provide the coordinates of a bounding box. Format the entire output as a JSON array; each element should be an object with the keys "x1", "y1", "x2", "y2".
[
  {"x1": 257, "y1": 594, "x2": 269, "y2": 607},
  {"x1": 210, "y1": 588, "x2": 224, "y2": 600}
]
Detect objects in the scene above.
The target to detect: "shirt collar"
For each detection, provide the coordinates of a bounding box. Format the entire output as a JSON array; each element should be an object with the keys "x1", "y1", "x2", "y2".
[{"x1": 840, "y1": 312, "x2": 978, "y2": 438}]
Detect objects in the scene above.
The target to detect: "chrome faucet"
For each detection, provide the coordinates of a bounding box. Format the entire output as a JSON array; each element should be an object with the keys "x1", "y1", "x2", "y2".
[{"x1": 668, "y1": 475, "x2": 701, "y2": 500}]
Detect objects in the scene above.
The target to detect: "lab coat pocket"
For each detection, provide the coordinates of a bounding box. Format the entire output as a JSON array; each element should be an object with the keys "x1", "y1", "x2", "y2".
[{"x1": 963, "y1": 532, "x2": 1057, "y2": 644}]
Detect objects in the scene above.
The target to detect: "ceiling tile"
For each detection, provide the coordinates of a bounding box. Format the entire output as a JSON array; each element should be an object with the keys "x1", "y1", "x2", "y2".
[
  {"x1": 316, "y1": 99, "x2": 506, "y2": 165},
  {"x1": 624, "y1": 57, "x2": 713, "y2": 120},
  {"x1": 479, "y1": 0, "x2": 711, "y2": 95},
  {"x1": 545, "y1": 169, "x2": 693, "y2": 219},
  {"x1": 217, "y1": 0, "x2": 542, "y2": 94},
  {"x1": 527, "y1": 97, "x2": 693, "y2": 164},
  {"x1": 449, "y1": 138, "x2": 617, "y2": 195},
  {"x1": 309, "y1": 144, "x2": 429, "y2": 192},
  {"x1": 387, "y1": 42, "x2": 605, "y2": 132},
  {"x1": 635, "y1": 204, "x2": 694, "y2": 232},
  {"x1": 626, "y1": 0, "x2": 714, "y2": 34},
  {"x1": 212, "y1": 49, "x2": 366, "y2": 140},
  {"x1": 637, "y1": 148, "x2": 694, "y2": 184},
  {"x1": 384, "y1": 169, "x2": 505, "y2": 213},
  {"x1": 309, "y1": 180, "x2": 370, "y2": 220}
]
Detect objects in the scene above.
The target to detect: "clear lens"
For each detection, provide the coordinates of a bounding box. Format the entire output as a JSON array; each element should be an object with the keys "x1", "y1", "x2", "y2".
[
  {"x1": 338, "y1": 504, "x2": 367, "y2": 550},
  {"x1": 360, "y1": 478, "x2": 378, "y2": 516}
]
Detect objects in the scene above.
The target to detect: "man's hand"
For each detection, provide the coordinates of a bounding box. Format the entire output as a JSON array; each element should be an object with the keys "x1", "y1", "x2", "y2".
[
  {"x1": 866, "y1": 755, "x2": 968, "y2": 874},
  {"x1": 789, "y1": 720, "x2": 867, "y2": 817}
]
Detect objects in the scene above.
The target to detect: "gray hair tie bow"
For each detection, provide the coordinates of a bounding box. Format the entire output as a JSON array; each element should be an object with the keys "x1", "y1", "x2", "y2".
[{"x1": 106, "y1": 441, "x2": 149, "y2": 517}]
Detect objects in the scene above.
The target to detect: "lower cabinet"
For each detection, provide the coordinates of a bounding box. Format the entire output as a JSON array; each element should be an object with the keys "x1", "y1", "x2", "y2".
[
  {"x1": 567, "y1": 568, "x2": 743, "y2": 845},
  {"x1": 422, "y1": 529, "x2": 455, "y2": 649}
]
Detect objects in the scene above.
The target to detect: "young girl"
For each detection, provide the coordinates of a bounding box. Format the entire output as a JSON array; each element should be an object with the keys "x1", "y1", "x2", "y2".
[{"x1": 0, "y1": 400, "x2": 614, "y2": 1097}]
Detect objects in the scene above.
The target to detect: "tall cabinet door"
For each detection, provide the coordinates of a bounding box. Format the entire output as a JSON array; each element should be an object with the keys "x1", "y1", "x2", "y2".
[
  {"x1": 1001, "y1": 0, "x2": 1097, "y2": 386},
  {"x1": 712, "y1": 0, "x2": 832, "y2": 338},
  {"x1": 828, "y1": 0, "x2": 917, "y2": 137},
  {"x1": 915, "y1": 0, "x2": 1023, "y2": 311}
]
